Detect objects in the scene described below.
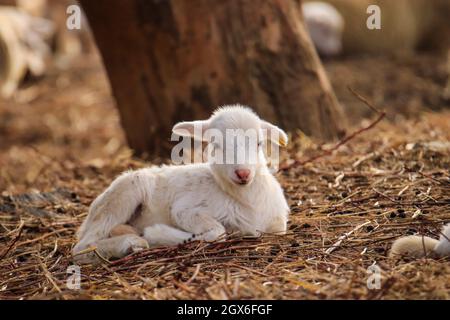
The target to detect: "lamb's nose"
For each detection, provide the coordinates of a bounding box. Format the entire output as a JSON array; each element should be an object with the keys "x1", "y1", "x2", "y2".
[{"x1": 235, "y1": 169, "x2": 250, "y2": 181}]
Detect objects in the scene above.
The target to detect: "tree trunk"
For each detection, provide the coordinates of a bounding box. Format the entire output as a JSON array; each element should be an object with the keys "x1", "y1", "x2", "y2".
[{"x1": 81, "y1": 0, "x2": 346, "y2": 157}]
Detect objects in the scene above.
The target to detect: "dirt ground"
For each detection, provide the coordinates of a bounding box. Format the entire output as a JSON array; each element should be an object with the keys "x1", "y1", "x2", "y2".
[{"x1": 0, "y1": 51, "x2": 449, "y2": 299}]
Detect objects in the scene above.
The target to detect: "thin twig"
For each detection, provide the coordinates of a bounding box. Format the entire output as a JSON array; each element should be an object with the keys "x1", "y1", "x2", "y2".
[
  {"x1": 325, "y1": 221, "x2": 372, "y2": 254},
  {"x1": 282, "y1": 87, "x2": 386, "y2": 169},
  {"x1": 0, "y1": 221, "x2": 24, "y2": 260}
]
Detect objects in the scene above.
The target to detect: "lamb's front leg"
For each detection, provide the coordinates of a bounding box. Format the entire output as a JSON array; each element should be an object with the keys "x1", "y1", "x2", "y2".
[
  {"x1": 143, "y1": 212, "x2": 226, "y2": 247},
  {"x1": 172, "y1": 210, "x2": 226, "y2": 242}
]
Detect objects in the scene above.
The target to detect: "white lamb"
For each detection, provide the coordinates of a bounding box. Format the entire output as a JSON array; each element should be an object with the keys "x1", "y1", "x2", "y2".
[{"x1": 73, "y1": 105, "x2": 290, "y2": 264}]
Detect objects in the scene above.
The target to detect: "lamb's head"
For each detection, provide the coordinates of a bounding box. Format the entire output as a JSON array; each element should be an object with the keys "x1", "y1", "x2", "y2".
[{"x1": 172, "y1": 105, "x2": 287, "y2": 186}]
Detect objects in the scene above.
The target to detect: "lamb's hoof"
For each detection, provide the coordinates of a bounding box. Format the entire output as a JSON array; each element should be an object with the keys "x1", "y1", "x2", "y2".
[
  {"x1": 202, "y1": 228, "x2": 227, "y2": 242},
  {"x1": 72, "y1": 250, "x2": 100, "y2": 265},
  {"x1": 127, "y1": 236, "x2": 149, "y2": 253}
]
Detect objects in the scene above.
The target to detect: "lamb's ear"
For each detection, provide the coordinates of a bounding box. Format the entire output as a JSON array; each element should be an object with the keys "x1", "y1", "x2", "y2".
[
  {"x1": 261, "y1": 120, "x2": 288, "y2": 147},
  {"x1": 172, "y1": 120, "x2": 210, "y2": 141}
]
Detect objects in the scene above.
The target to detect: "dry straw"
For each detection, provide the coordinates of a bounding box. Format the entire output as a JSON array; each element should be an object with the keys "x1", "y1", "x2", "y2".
[{"x1": 1, "y1": 92, "x2": 449, "y2": 299}]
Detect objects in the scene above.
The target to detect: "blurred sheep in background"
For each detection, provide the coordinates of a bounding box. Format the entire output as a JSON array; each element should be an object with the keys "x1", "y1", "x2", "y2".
[
  {"x1": 302, "y1": 1, "x2": 344, "y2": 57},
  {"x1": 0, "y1": 5, "x2": 53, "y2": 98},
  {"x1": 0, "y1": 0, "x2": 93, "y2": 98}
]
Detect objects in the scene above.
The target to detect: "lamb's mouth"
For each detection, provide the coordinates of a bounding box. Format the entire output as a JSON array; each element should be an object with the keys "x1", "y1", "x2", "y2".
[{"x1": 232, "y1": 179, "x2": 249, "y2": 186}]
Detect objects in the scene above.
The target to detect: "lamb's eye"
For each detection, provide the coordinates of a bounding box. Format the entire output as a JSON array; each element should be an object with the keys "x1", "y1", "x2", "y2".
[{"x1": 257, "y1": 141, "x2": 263, "y2": 147}]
